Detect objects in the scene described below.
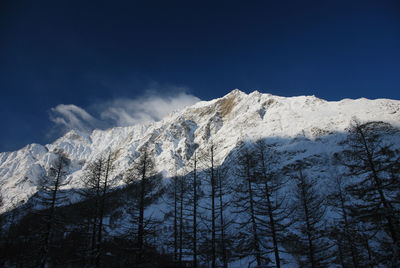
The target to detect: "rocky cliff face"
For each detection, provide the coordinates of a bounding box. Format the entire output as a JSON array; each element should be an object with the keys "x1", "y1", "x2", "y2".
[{"x1": 1, "y1": 89, "x2": 399, "y2": 212}]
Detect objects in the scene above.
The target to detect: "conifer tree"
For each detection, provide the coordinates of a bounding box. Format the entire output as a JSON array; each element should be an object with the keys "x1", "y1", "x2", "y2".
[
  {"x1": 290, "y1": 161, "x2": 331, "y2": 268},
  {"x1": 254, "y1": 140, "x2": 293, "y2": 268},
  {"x1": 201, "y1": 144, "x2": 217, "y2": 268},
  {"x1": 163, "y1": 173, "x2": 190, "y2": 265},
  {"x1": 125, "y1": 146, "x2": 163, "y2": 265},
  {"x1": 34, "y1": 151, "x2": 70, "y2": 268},
  {"x1": 79, "y1": 152, "x2": 116, "y2": 267},
  {"x1": 185, "y1": 152, "x2": 202, "y2": 268},
  {"x1": 163, "y1": 175, "x2": 182, "y2": 262},
  {"x1": 163, "y1": 151, "x2": 203, "y2": 267},
  {"x1": 199, "y1": 144, "x2": 235, "y2": 268},
  {"x1": 326, "y1": 169, "x2": 364, "y2": 268},
  {"x1": 232, "y1": 145, "x2": 266, "y2": 267},
  {"x1": 215, "y1": 164, "x2": 234, "y2": 268},
  {"x1": 336, "y1": 120, "x2": 400, "y2": 265}
]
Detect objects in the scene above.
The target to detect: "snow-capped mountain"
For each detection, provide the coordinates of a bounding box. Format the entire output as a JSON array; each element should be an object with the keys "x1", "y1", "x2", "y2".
[{"x1": 1, "y1": 89, "x2": 399, "y2": 213}]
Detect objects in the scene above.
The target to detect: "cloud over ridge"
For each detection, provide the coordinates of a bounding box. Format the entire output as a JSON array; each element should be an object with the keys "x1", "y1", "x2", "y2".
[{"x1": 49, "y1": 91, "x2": 201, "y2": 135}]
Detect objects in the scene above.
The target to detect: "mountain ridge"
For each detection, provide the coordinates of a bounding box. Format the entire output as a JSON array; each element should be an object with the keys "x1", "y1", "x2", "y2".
[{"x1": 1, "y1": 89, "x2": 399, "y2": 213}]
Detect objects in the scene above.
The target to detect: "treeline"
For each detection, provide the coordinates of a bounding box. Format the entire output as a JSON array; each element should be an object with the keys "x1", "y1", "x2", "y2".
[{"x1": 0, "y1": 120, "x2": 399, "y2": 268}]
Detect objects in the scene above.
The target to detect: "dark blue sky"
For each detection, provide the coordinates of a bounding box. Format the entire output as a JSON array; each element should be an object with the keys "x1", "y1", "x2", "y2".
[{"x1": 1, "y1": 0, "x2": 399, "y2": 151}]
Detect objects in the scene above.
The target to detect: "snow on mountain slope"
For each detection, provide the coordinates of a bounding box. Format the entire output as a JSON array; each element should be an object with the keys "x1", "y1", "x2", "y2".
[{"x1": 0, "y1": 89, "x2": 399, "y2": 212}]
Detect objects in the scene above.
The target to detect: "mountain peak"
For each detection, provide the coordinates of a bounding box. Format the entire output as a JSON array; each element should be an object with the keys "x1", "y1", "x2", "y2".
[{"x1": 223, "y1": 89, "x2": 246, "y2": 98}]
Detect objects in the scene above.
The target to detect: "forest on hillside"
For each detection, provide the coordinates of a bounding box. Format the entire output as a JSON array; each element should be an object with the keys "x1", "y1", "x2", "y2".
[{"x1": 0, "y1": 120, "x2": 399, "y2": 268}]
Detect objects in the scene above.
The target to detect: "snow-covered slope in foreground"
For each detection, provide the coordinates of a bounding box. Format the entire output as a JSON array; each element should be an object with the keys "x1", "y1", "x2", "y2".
[{"x1": 1, "y1": 90, "x2": 399, "y2": 212}]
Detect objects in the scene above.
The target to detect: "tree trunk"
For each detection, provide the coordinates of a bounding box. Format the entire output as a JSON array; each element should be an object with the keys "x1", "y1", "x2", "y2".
[
  {"x1": 210, "y1": 146, "x2": 216, "y2": 268},
  {"x1": 259, "y1": 150, "x2": 281, "y2": 268},
  {"x1": 174, "y1": 177, "x2": 178, "y2": 262},
  {"x1": 357, "y1": 127, "x2": 399, "y2": 261},
  {"x1": 218, "y1": 170, "x2": 228, "y2": 268},
  {"x1": 299, "y1": 170, "x2": 316, "y2": 268},
  {"x1": 137, "y1": 153, "x2": 147, "y2": 264},
  {"x1": 40, "y1": 160, "x2": 63, "y2": 268},
  {"x1": 193, "y1": 153, "x2": 198, "y2": 268},
  {"x1": 179, "y1": 177, "x2": 184, "y2": 264},
  {"x1": 94, "y1": 154, "x2": 111, "y2": 268},
  {"x1": 246, "y1": 158, "x2": 262, "y2": 267}
]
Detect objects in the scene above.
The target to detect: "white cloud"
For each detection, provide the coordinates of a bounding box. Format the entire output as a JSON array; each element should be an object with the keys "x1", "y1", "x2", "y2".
[
  {"x1": 49, "y1": 104, "x2": 103, "y2": 134},
  {"x1": 49, "y1": 90, "x2": 201, "y2": 135},
  {"x1": 99, "y1": 92, "x2": 201, "y2": 126}
]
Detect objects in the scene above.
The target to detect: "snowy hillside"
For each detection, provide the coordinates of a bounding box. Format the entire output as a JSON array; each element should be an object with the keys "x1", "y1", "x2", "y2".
[{"x1": 1, "y1": 89, "x2": 399, "y2": 213}]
